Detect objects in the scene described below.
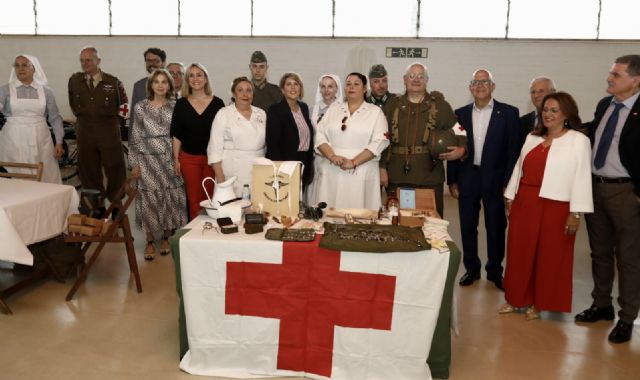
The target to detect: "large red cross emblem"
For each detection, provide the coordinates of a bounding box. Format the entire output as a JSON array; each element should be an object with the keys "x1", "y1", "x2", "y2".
[{"x1": 226, "y1": 237, "x2": 396, "y2": 377}]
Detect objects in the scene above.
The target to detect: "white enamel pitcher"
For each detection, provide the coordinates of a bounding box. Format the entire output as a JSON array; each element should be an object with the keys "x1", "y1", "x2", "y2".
[{"x1": 201, "y1": 176, "x2": 238, "y2": 208}]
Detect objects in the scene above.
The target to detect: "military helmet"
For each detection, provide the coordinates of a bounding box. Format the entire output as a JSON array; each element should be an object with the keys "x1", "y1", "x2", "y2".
[{"x1": 428, "y1": 129, "x2": 458, "y2": 158}]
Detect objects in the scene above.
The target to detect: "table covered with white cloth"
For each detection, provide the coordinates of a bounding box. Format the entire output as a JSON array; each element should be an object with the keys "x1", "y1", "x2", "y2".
[
  {"x1": 171, "y1": 215, "x2": 461, "y2": 379},
  {"x1": 0, "y1": 178, "x2": 79, "y2": 265}
]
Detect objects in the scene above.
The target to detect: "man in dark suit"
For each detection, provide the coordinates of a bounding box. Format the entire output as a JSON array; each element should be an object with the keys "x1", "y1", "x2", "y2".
[
  {"x1": 575, "y1": 55, "x2": 640, "y2": 344},
  {"x1": 519, "y1": 76, "x2": 555, "y2": 148},
  {"x1": 447, "y1": 69, "x2": 520, "y2": 289}
]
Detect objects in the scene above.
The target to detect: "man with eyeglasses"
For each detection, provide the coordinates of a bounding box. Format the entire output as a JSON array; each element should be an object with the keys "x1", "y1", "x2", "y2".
[
  {"x1": 249, "y1": 51, "x2": 282, "y2": 111},
  {"x1": 520, "y1": 76, "x2": 556, "y2": 148},
  {"x1": 447, "y1": 69, "x2": 520, "y2": 290},
  {"x1": 380, "y1": 62, "x2": 467, "y2": 217},
  {"x1": 128, "y1": 47, "x2": 166, "y2": 140},
  {"x1": 366, "y1": 64, "x2": 396, "y2": 107},
  {"x1": 166, "y1": 61, "x2": 185, "y2": 98},
  {"x1": 574, "y1": 54, "x2": 640, "y2": 344}
]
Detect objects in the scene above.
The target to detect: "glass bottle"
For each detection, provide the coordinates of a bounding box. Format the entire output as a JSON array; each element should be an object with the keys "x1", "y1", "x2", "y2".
[
  {"x1": 241, "y1": 184, "x2": 251, "y2": 201},
  {"x1": 387, "y1": 190, "x2": 399, "y2": 225}
]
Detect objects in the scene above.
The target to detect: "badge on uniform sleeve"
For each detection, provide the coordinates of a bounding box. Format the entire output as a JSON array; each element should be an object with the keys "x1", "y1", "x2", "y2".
[
  {"x1": 119, "y1": 103, "x2": 129, "y2": 118},
  {"x1": 452, "y1": 122, "x2": 467, "y2": 136}
]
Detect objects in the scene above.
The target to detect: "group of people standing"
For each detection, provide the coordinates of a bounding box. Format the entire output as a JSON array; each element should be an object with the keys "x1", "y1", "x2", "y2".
[
  {"x1": 445, "y1": 56, "x2": 639, "y2": 346},
  {"x1": 0, "y1": 47, "x2": 637, "y2": 344}
]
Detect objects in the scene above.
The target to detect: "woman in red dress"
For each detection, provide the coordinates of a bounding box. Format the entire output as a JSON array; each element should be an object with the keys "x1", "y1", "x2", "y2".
[{"x1": 500, "y1": 92, "x2": 593, "y2": 320}]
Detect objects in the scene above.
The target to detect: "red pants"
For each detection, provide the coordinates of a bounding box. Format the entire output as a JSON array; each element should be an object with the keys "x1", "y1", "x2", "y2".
[
  {"x1": 179, "y1": 151, "x2": 214, "y2": 221},
  {"x1": 504, "y1": 144, "x2": 576, "y2": 312},
  {"x1": 504, "y1": 186, "x2": 575, "y2": 312}
]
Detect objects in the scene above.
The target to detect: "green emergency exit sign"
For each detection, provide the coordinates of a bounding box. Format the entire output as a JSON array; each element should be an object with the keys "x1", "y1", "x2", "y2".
[{"x1": 386, "y1": 47, "x2": 428, "y2": 58}]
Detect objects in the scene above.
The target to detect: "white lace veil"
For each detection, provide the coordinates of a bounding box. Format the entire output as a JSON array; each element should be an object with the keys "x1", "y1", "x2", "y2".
[{"x1": 9, "y1": 54, "x2": 48, "y2": 86}]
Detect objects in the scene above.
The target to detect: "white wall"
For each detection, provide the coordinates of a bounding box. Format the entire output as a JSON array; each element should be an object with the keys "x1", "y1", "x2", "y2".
[{"x1": 1, "y1": 36, "x2": 639, "y2": 121}]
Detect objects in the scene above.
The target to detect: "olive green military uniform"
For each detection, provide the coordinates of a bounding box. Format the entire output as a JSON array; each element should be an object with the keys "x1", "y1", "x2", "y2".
[
  {"x1": 366, "y1": 92, "x2": 397, "y2": 108},
  {"x1": 252, "y1": 80, "x2": 282, "y2": 112},
  {"x1": 68, "y1": 71, "x2": 128, "y2": 203},
  {"x1": 381, "y1": 91, "x2": 465, "y2": 216}
]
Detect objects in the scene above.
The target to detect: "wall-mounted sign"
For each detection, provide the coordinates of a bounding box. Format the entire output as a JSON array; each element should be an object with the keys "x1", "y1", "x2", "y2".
[{"x1": 386, "y1": 47, "x2": 428, "y2": 58}]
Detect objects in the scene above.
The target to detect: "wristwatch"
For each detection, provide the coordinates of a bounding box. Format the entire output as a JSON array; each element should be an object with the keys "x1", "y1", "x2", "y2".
[{"x1": 572, "y1": 212, "x2": 581, "y2": 219}]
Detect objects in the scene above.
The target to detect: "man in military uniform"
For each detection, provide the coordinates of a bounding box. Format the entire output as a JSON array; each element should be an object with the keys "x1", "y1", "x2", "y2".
[
  {"x1": 129, "y1": 47, "x2": 166, "y2": 139},
  {"x1": 68, "y1": 46, "x2": 128, "y2": 209},
  {"x1": 249, "y1": 50, "x2": 282, "y2": 111},
  {"x1": 366, "y1": 64, "x2": 396, "y2": 107},
  {"x1": 380, "y1": 62, "x2": 467, "y2": 217}
]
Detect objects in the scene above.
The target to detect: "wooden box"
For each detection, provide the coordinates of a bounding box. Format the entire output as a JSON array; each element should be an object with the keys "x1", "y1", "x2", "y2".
[
  {"x1": 398, "y1": 188, "x2": 440, "y2": 220},
  {"x1": 251, "y1": 161, "x2": 301, "y2": 218}
]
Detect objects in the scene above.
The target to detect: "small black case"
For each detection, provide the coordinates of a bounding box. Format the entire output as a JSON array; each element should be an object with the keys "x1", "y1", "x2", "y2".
[
  {"x1": 216, "y1": 217, "x2": 233, "y2": 227},
  {"x1": 244, "y1": 223, "x2": 264, "y2": 234},
  {"x1": 217, "y1": 217, "x2": 238, "y2": 234},
  {"x1": 245, "y1": 213, "x2": 266, "y2": 225},
  {"x1": 220, "y1": 224, "x2": 239, "y2": 234}
]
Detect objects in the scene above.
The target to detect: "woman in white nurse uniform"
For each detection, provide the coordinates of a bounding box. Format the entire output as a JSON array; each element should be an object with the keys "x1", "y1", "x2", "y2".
[
  {"x1": 0, "y1": 54, "x2": 63, "y2": 183},
  {"x1": 311, "y1": 72, "x2": 389, "y2": 209},
  {"x1": 207, "y1": 76, "x2": 266, "y2": 197}
]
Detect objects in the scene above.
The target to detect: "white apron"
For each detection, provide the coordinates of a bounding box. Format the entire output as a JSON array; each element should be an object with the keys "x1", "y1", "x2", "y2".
[
  {"x1": 221, "y1": 148, "x2": 265, "y2": 196},
  {"x1": 0, "y1": 83, "x2": 61, "y2": 184}
]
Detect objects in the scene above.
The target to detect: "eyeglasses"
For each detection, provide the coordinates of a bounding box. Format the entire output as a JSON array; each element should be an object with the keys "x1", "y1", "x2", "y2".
[
  {"x1": 470, "y1": 79, "x2": 492, "y2": 87},
  {"x1": 168, "y1": 70, "x2": 183, "y2": 77},
  {"x1": 13, "y1": 63, "x2": 31, "y2": 69},
  {"x1": 407, "y1": 73, "x2": 426, "y2": 81},
  {"x1": 341, "y1": 116, "x2": 348, "y2": 131},
  {"x1": 542, "y1": 107, "x2": 561, "y2": 113}
]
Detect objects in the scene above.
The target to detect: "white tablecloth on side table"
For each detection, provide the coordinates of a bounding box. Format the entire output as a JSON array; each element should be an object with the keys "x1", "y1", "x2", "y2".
[{"x1": 0, "y1": 178, "x2": 79, "y2": 265}]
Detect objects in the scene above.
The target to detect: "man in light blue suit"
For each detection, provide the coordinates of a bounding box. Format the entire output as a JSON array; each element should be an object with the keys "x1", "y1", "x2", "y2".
[{"x1": 447, "y1": 69, "x2": 520, "y2": 290}]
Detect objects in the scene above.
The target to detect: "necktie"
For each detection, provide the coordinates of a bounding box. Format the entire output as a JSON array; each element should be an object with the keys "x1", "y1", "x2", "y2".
[
  {"x1": 594, "y1": 102, "x2": 624, "y2": 169},
  {"x1": 89, "y1": 77, "x2": 95, "y2": 91}
]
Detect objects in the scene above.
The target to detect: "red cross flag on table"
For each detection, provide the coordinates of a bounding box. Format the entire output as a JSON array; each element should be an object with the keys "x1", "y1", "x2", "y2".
[{"x1": 178, "y1": 226, "x2": 449, "y2": 380}]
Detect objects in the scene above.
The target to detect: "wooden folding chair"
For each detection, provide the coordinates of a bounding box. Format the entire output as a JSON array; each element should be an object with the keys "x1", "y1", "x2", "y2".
[
  {"x1": 64, "y1": 178, "x2": 142, "y2": 301},
  {"x1": 0, "y1": 161, "x2": 44, "y2": 181},
  {"x1": 0, "y1": 295, "x2": 11, "y2": 314}
]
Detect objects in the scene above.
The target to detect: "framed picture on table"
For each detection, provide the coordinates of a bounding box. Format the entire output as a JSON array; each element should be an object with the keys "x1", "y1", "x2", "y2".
[{"x1": 399, "y1": 187, "x2": 416, "y2": 209}]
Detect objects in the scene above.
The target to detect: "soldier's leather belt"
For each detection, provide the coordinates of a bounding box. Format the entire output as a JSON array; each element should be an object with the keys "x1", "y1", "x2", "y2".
[{"x1": 391, "y1": 146, "x2": 429, "y2": 154}]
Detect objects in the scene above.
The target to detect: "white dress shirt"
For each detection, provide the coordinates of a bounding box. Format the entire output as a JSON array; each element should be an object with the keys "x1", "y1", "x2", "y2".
[{"x1": 472, "y1": 99, "x2": 494, "y2": 166}]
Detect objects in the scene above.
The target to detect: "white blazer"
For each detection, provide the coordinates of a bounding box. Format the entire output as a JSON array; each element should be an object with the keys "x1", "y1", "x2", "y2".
[{"x1": 504, "y1": 130, "x2": 593, "y2": 213}]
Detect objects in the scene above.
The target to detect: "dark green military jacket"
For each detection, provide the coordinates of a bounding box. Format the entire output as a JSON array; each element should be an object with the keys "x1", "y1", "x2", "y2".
[
  {"x1": 252, "y1": 80, "x2": 283, "y2": 112},
  {"x1": 68, "y1": 71, "x2": 127, "y2": 138},
  {"x1": 366, "y1": 92, "x2": 397, "y2": 108},
  {"x1": 380, "y1": 91, "x2": 465, "y2": 187}
]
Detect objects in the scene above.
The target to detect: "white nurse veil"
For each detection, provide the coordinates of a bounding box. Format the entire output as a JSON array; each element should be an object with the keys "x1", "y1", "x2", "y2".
[
  {"x1": 9, "y1": 54, "x2": 49, "y2": 86},
  {"x1": 314, "y1": 74, "x2": 344, "y2": 105}
]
